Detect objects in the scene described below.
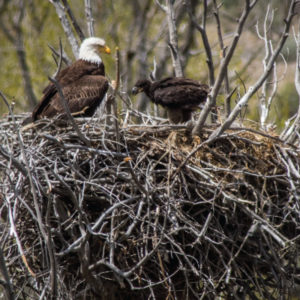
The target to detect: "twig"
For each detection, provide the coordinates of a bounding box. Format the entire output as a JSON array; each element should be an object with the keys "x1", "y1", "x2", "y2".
[
  {"x1": 61, "y1": 0, "x2": 85, "y2": 41},
  {"x1": 0, "y1": 91, "x2": 58, "y2": 297},
  {"x1": 0, "y1": 247, "x2": 15, "y2": 300},
  {"x1": 205, "y1": 0, "x2": 297, "y2": 143},
  {"x1": 184, "y1": 0, "x2": 215, "y2": 86},
  {"x1": 48, "y1": 0, "x2": 80, "y2": 57},
  {"x1": 213, "y1": 0, "x2": 231, "y2": 116},
  {"x1": 113, "y1": 47, "x2": 121, "y2": 152},
  {"x1": 48, "y1": 43, "x2": 71, "y2": 66},
  {"x1": 165, "y1": 0, "x2": 184, "y2": 77},
  {"x1": 192, "y1": 0, "x2": 259, "y2": 135},
  {"x1": 58, "y1": 198, "x2": 138, "y2": 256},
  {"x1": 281, "y1": 22, "x2": 300, "y2": 144},
  {"x1": 0, "y1": 145, "x2": 27, "y2": 176},
  {"x1": 52, "y1": 38, "x2": 63, "y2": 78},
  {"x1": 256, "y1": 6, "x2": 278, "y2": 130},
  {"x1": 84, "y1": 0, "x2": 95, "y2": 37}
]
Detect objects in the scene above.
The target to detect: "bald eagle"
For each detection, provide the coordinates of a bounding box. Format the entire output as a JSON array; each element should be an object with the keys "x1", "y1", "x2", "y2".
[
  {"x1": 25, "y1": 37, "x2": 110, "y2": 124},
  {"x1": 132, "y1": 78, "x2": 209, "y2": 124}
]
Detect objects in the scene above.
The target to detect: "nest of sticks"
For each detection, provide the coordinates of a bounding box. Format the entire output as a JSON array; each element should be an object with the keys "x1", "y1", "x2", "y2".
[{"x1": 0, "y1": 111, "x2": 300, "y2": 299}]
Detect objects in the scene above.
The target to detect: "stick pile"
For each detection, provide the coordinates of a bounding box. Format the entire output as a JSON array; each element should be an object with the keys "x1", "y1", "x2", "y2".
[{"x1": 0, "y1": 112, "x2": 300, "y2": 299}]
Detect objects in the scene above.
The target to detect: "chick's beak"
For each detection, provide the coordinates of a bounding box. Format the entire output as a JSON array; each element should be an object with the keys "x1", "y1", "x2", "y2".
[{"x1": 131, "y1": 87, "x2": 141, "y2": 95}]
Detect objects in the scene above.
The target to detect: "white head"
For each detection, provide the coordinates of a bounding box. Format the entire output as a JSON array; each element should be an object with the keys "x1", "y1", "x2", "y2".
[{"x1": 79, "y1": 37, "x2": 111, "y2": 64}]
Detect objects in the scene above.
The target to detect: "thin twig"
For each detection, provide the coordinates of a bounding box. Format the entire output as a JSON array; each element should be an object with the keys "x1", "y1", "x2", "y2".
[
  {"x1": 0, "y1": 91, "x2": 58, "y2": 297},
  {"x1": 281, "y1": 21, "x2": 300, "y2": 144},
  {"x1": 165, "y1": 0, "x2": 184, "y2": 77},
  {"x1": 84, "y1": 0, "x2": 95, "y2": 37},
  {"x1": 0, "y1": 247, "x2": 15, "y2": 300},
  {"x1": 53, "y1": 38, "x2": 63, "y2": 78},
  {"x1": 205, "y1": 0, "x2": 297, "y2": 142},
  {"x1": 48, "y1": 0, "x2": 80, "y2": 57},
  {"x1": 184, "y1": 0, "x2": 214, "y2": 85},
  {"x1": 61, "y1": 0, "x2": 85, "y2": 41},
  {"x1": 48, "y1": 43, "x2": 71, "y2": 66},
  {"x1": 213, "y1": 0, "x2": 231, "y2": 116},
  {"x1": 113, "y1": 47, "x2": 121, "y2": 152},
  {"x1": 0, "y1": 145, "x2": 27, "y2": 176},
  {"x1": 192, "y1": 0, "x2": 259, "y2": 135}
]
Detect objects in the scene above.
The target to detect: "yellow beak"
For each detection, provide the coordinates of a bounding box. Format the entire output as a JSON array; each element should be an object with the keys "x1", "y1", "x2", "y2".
[{"x1": 104, "y1": 46, "x2": 111, "y2": 54}]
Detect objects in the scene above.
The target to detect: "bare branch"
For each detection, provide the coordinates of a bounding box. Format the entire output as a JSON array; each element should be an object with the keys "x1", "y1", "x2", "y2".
[
  {"x1": 112, "y1": 47, "x2": 121, "y2": 152},
  {"x1": 48, "y1": 42, "x2": 72, "y2": 66},
  {"x1": 193, "y1": 0, "x2": 259, "y2": 136},
  {"x1": 84, "y1": 0, "x2": 95, "y2": 37},
  {"x1": 206, "y1": 0, "x2": 297, "y2": 143},
  {"x1": 155, "y1": 0, "x2": 167, "y2": 12},
  {"x1": 150, "y1": 57, "x2": 158, "y2": 81},
  {"x1": 256, "y1": 6, "x2": 279, "y2": 130},
  {"x1": 48, "y1": 0, "x2": 80, "y2": 58},
  {"x1": 281, "y1": 22, "x2": 300, "y2": 144},
  {"x1": 0, "y1": 145, "x2": 27, "y2": 176},
  {"x1": 165, "y1": 0, "x2": 184, "y2": 77},
  {"x1": 0, "y1": 247, "x2": 15, "y2": 300},
  {"x1": 53, "y1": 38, "x2": 63, "y2": 78},
  {"x1": 213, "y1": 0, "x2": 231, "y2": 116},
  {"x1": 0, "y1": 1, "x2": 37, "y2": 108},
  {"x1": 184, "y1": 0, "x2": 215, "y2": 86},
  {"x1": 0, "y1": 90, "x2": 58, "y2": 297},
  {"x1": 61, "y1": 0, "x2": 85, "y2": 41}
]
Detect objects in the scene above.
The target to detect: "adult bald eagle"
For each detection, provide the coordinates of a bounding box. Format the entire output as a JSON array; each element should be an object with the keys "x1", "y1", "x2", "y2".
[
  {"x1": 132, "y1": 77, "x2": 209, "y2": 123},
  {"x1": 25, "y1": 37, "x2": 110, "y2": 124}
]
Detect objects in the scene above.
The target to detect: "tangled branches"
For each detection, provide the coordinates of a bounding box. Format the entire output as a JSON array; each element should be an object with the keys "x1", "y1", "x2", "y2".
[{"x1": 0, "y1": 112, "x2": 300, "y2": 299}]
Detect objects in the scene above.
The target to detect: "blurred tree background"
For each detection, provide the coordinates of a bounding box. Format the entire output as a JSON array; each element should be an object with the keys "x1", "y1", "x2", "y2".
[{"x1": 0, "y1": 0, "x2": 298, "y2": 130}]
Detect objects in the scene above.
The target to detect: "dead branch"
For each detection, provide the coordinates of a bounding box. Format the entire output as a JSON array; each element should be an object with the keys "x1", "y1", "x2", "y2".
[
  {"x1": 281, "y1": 22, "x2": 300, "y2": 145},
  {"x1": 256, "y1": 6, "x2": 279, "y2": 130},
  {"x1": 84, "y1": 0, "x2": 95, "y2": 37},
  {"x1": 0, "y1": 90, "x2": 58, "y2": 298},
  {"x1": 184, "y1": 0, "x2": 215, "y2": 86},
  {"x1": 0, "y1": 0, "x2": 37, "y2": 108},
  {"x1": 205, "y1": 0, "x2": 297, "y2": 143},
  {"x1": 112, "y1": 47, "x2": 121, "y2": 152},
  {"x1": 48, "y1": 42, "x2": 72, "y2": 66},
  {"x1": 0, "y1": 110, "x2": 299, "y2": 299},
  {"x1": 48, "y1": 0, "x2": 80, "y2": 57},
  {"x1": 213, "y1": 0, "x2": 231, "y2": 117},
  {"x1": 52, "y1": 38, "x2": 63, "y2": 78},
  {"x1": 192, "y1": 0, "x2": 259, "y2": 136},
  {"x1": 164, "y1": 0, "x2": 184, "y2": 77},
  {"x1": 0, "y1": 247, "x2": 15, "y2": 300}
]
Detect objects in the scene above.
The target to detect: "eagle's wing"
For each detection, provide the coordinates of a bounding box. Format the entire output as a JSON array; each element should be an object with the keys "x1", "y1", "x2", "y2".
[
  {"x1": 153, "y1": 83, "x2": 208, "y2": 109},
  {"x1": 36, "y1": 75, "x2": 108, "y2": 119},
  {"x1": 32, "y1": 66, "x2": 72, "y2": 121},
  {"x1": 32, "y1": 61, "x2": 105, "y2": 121}
]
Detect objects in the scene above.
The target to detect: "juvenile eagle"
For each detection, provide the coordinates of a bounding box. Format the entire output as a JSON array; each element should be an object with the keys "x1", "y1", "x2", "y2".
[
  {"x1": 132, "y1": 77, "x2": 209, "y2": 123},
  {"x1": 26, "y1": 37, "x2": 111, "y2": 123}
]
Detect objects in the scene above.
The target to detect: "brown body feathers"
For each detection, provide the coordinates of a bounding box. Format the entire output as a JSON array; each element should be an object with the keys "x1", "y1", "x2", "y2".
[
  {"x1": 132, "y1": 77, "x2": 209, "y2": 123},
  {"x1": 32, "y1": 60, "x2": 108, "y2": 121},
  {"x1": 24, "y1": 37, "x2": 110, "y2": 124}
]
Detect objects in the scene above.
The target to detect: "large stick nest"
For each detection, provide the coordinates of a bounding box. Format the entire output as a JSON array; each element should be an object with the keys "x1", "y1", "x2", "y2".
[{"x1": 0, "y1": 112, "x2": 300, "y2": 299}]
